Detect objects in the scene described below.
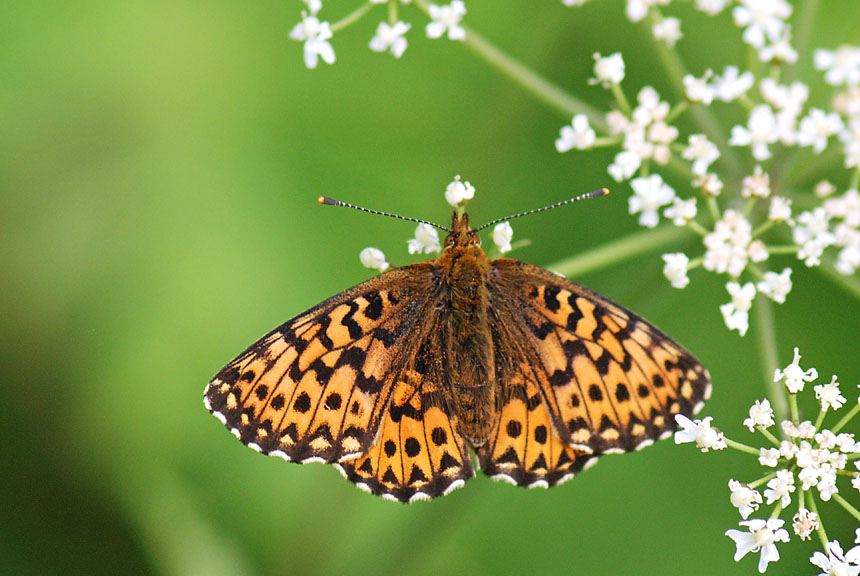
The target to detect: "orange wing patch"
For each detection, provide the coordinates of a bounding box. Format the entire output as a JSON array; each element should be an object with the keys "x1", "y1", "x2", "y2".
[
  {"x1": 339, "y1": 372, "x2": 474, "y2": 502},
  {"x1": 488, "y1": 259, "x2": 711, "y2": 459},
  {"x1": 204, "y1": 272, "x2": 438, "y2": 466},
  {"x1": 477, "y1": 360, "x2": 592, "y2": 488}
]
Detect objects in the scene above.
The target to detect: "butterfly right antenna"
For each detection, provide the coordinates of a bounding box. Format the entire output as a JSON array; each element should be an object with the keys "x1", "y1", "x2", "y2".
[{"x1": 473, "y1": 188, "x2": 609, "y2": 232}]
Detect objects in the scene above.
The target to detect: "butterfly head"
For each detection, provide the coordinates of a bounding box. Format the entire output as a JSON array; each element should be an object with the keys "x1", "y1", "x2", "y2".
[{"x1": 445, "y1": 212, "x2": 481, "y2": 250}]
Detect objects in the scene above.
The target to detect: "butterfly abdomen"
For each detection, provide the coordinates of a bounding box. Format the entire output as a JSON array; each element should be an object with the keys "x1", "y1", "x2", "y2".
[{"x1": 440, "y1": 241, "x2": 498, "y2": 447}]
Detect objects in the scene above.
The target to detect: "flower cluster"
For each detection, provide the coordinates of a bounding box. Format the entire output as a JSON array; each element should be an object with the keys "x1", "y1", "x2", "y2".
[
  {"x1": 675, "y1": 348, "x2": 860, "y2": 573},
  {"x1": 289, "y1": 1, "x2": 467, "y2": 69},
  {"x1": 557, "y1": 3, "x2": 860, "y2": 337}
]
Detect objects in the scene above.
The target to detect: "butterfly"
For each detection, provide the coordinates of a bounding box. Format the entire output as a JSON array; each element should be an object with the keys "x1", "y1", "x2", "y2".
[{"x1": 204, "y1": 191, "x2": 711, "y2": 502}]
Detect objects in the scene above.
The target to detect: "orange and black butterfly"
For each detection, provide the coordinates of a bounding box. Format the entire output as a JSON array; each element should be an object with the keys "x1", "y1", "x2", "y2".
[{"x1": 204, "y1": 190, "x2": 711, "y2": 502}]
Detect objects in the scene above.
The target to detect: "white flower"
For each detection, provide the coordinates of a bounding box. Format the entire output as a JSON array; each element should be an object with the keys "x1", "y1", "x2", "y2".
[
  {"x1": 797, "y1": 109, "x2": 844, "y2": 153},
  {"x1": 590, "y1": 52, "x2": 625, "y2": 87},
  {"x1": 683, "y1": 134, "x2": 720, "y2": 176},
  {"x1": 794, "y1": 208, "x2": 836, "y2": 267},
  {"x1": 760, "y1": 78, "x2": 808, "y2": 114},
  {"x1": 756, "y1": 268, "x2": 792, "y2": 304},
  {"x1": 624, "y1": 0, "x2": 669, "y2": 22},
  {"x1": 825, "y1": 189, "x2": 860, "y2": 227},
  {"x1": 426, "y1": 1, "x2": 466, "y2": 40},
  {"x1": 732, "y1": 0, "x2": 792, "y2": 49},
  {"x1": 664, "y1": 198, "x2": 697, "y2": 227},
  {"x1": 303, "y1": 0, "x2": 322, "y2": 14},
  {"x1": 730, "y1": 105, "x2": 778, "y2": 161},
  {"x1": 815, "y1": 375, "x2": 847, "y2": 411},
  {"x1": 744, "y1": 398, "x2": 775, "y2": 431},
  {"x1": 633, "y1": 86, "x2": 669, "y2": 125},
  {"x1": 369, "y1": 21, "x2": 411, "y2": 58},
  {"x1": 407, "y1": 223, "x2": 441, "y2": 255},
  {"x1": 695, "y1": 0, "x2": 729, "y2": 16},
  {"x1": 629, "y1": 174, "x2": 675, "y2": 228},
  {"x1": 491, "y1": 222, "x2": 513, "y2": 254},
  {"x1": 608, "y1": 150, "x2": 642, "y2": 182},
  {"x1": 774, "y1": 347, "x2": 818, "y2": 394},
  {"x1": 652, "y1": 17, "x2": 682, "y2": 47},
  {"x1": 768, "y1": 196, "x2": 792, "y2": 222},
  {"x1": 444, "y1": 175, "x2": 475, "y2": 206},
  {"x1": 684, "y1": 71, "x2": 715, "y2": 105},
  {"x1": 359, "y1": 247, "x2": 390, "y2": 272},
  {"x1": 763, "y1": 469, "x2": 795, "y2": 506},
  {"x1": 720, "y1": 282, "x2": 756, "y2": 336},
  {"x1": 662, "y1": 253, "x2": 690, "y2": 288},
  {"x1": 726, "y1": 518, "x2": 790, "y2": 573},
  {"x1": 290, "y1": 13, "x2": 336, "y2": 69},
  {"x1": 742, "y1": 166, "x2": 771, "y2": 198},
  {"x1": 792, "y1": 508, "x2": 819, "y2": 541},
  {"x1": 695, "y1": 172, "x2": 724, "y2": 196},
  {"x1": 816, "y1": 180, "x2": 838, "y2": 198},
  {"x1": 729, "y1": 479, "x2": 763, "y2": 519},
  {"x1": 674, "y1": 414, "x2": 726, "y2": 452},
  {"x1": 555, "y1": 114, "x2": 596, "y2": 152},
  {"x1": 703, "y1": 210, "x2": 754, "y2": 277},
  {"x1": 714, "y1": 66, "x2": 755, "y2": 102},
  {"x1": 810, "y1": 541, "x2": 860, "y2": 576},
  {"x1": 758, "y1": 28, "x2": 797, "y2": 64},
  {"x1": 759, "y1": 447, "x2": 780, "y2": 467},
  {"x1": 815, "y1": 45, "x2": 860, "y2": 86}
]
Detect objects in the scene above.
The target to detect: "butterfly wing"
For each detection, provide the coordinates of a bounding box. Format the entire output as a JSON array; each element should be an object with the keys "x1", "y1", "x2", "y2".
[
  {"x1": 204, "y1": 262, "x2": 474, "y2": 500},
  {"x1": 338, "y1": 339, "x2": 475, "y2": 502},
  {"x1": 205, "y1": 263, "x2": 437, "y2": 463},
  {"x1": 478, "y1": 259, "x2": 711, "y2": 482}
]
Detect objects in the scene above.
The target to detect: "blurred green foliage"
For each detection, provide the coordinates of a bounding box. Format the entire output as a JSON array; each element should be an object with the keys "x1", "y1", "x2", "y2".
[{"x1": 1, "y1": 1, "x2": 858, "y2": 575}]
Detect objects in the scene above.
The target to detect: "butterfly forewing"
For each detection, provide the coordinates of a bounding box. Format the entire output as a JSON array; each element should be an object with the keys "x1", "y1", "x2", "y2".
[
  {"x1": 205, "y1": 264, "x2": 444, "y2": 464},
  {"x1": 487, "y1": 259, "x2": 711, "y2": 459}
]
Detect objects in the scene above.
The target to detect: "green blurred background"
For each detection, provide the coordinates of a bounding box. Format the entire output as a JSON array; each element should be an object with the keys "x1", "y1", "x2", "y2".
[{"x1": 2, "y1": 1, "x2": 858, "y2": 575}]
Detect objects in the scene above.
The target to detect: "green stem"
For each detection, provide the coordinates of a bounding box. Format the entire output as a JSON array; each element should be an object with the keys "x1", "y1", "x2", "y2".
[
  {"x1": 687, "y1": 220, "x2": 709, "y2": 237},
  {"x1": 724, "y1": 437, "x2": 760, "y2": 456},
  {"x1": 330, "y1": 2, "x2": 374, "y2": 32},
  {"x1": 832, "y1": 492, "x2": 860, "y2": 523},
  {"x1": 611, "y1": 82, "x2": 632, "y2": 116},
  {"x1": 758, "y1": 427, "x2": 782, "y2": 448},
  {"x1": 813, "y1": 407, "x2": 827, "y2": 434},
  {"x1": 807, "y1": 494, "x2": 829, "y2": 549},
  {"x1": 754, "y1": 295, "x2": 788, "y2": 425},
  {"x1": 789, "y1": 394, "x2": 800, "y2": 425},
  {"x1": 460, "y1": 26, "x2": 608, "y2": 131},
  {"x1": 547, "y1": 225, "x2": 689, "y2": 278},
  {"x1": 767, "y1": 245, "x2": 799, "y2": 255},
  {"x1": 748, "y1": 471, "x2": 777, "y2": 490},
  {"x1": 792, "y1": 0, "x2": 820, "y2": 84},
  {"x1": 832, "y1": 401, "x2": 860, "y2": 434},
  {"x1": 707, "y1": 196, "x2": 721, "y2": 222}
]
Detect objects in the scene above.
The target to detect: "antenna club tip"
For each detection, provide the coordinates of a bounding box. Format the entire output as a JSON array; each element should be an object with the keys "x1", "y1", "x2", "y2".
[
  {"x1": 318, "y1": 196, "x2": 336, "y2": 205},
  {"x1": 597, "y1": 188, "x2": 610, "y2": 197}
]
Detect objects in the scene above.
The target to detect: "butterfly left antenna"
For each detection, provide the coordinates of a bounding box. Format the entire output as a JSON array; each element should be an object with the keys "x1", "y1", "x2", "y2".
[{"x1": 318, "y1": 197, "x2": 450, "y2": 232}]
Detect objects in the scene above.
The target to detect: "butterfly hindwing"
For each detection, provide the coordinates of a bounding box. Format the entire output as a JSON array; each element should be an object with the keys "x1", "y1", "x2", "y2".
[
  {"x1": 477, "y1": 330, "x2": 591, "y2": 487},
  {"x1": 338, "y1": 356, "x2": 475, "y2": 502},
  {"x1": 487, "y1": 259, "x2": 711, "y2": 458},
  {"x1": 204, "y1": 264, "x2": 442, "y2": 464}
]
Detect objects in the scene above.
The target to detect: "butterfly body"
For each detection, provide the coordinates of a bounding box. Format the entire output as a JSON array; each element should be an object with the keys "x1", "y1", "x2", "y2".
[{"x1": 205, "y1": 209, "x2": 711, "y2": 502}]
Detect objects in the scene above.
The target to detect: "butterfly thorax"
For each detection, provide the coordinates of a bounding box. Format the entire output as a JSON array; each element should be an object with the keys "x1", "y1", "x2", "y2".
[{"x1": 438, "y1": 212, "x2": 498, "y2": 447}]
